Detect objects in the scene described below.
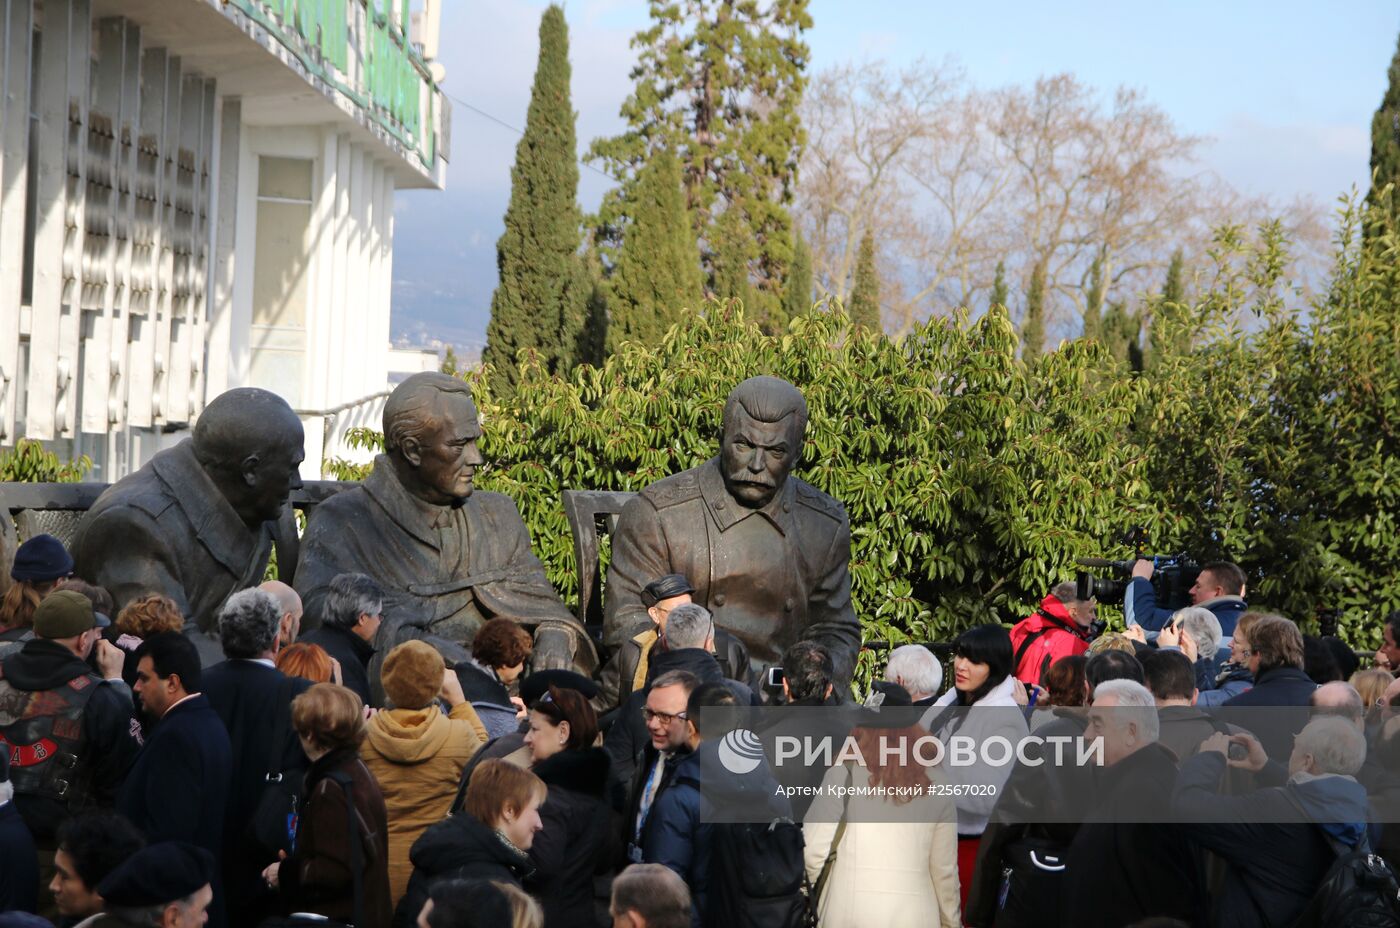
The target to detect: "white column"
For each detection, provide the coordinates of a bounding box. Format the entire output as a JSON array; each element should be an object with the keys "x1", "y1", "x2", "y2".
[
  {"x1": 0, "y1": 0, "x2": 34, "y2": 441},
  {"x1": 205, "y1": 96, "x2": 241, "y2": 398}
]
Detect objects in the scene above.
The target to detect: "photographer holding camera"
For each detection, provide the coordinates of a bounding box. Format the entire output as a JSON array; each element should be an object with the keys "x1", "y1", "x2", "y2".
[{"x1": 1126, "y1": 559, "x2": 1249, "y2": 641}]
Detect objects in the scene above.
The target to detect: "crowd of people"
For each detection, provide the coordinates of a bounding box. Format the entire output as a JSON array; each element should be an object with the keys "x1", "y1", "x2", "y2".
[{"x1": 2, "y1": 536, "x2": 1399, "y2": 928}]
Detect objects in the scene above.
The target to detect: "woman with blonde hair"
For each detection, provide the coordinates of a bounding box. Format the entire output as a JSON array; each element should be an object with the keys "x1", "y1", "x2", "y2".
[
  {"x1": 263, "y1": 683, "x2": 392, "y2": 928},
  {"x1": 1354, "y1": 667, "x2": 1394, "y2": 716}
]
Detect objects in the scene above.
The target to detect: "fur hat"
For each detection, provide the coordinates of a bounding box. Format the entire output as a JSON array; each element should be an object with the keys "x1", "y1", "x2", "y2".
[{"x1": 381, "y1": 640, "x2": 445, "y2": 709}]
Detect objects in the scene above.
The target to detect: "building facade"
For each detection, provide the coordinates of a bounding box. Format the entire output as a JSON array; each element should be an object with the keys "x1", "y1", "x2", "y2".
[{"x1": 0, "y1": 0, "x2": 448, "y2": 479}]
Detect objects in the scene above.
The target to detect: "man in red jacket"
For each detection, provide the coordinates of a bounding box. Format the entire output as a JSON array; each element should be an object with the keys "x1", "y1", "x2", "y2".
[{"x1": 1009, "y1": 581, "x2": 1097, "y2": 687}]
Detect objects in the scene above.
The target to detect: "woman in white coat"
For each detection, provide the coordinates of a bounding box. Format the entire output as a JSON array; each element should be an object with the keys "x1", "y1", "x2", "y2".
[
  {"x1": 920, "y1": 624, "x2": 1029, "y2": 913},
  {"x1": 804, "y1": 683, "x2": 961, "y2": 928}
]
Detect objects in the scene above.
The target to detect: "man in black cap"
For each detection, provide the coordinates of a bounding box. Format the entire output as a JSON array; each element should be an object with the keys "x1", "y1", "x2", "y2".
[
  {"x1": 0, "y1": 590, "x2": 136, "y2": 894},
  {"x1": 92, "y1": 841, "x2": 214, "y2": 928},
  {"x1": 0, "y1": 750, "x2": 39, "y2": 914},
  {"x1": 594, "y1": 574, "x2": 752, "y2": 714}
]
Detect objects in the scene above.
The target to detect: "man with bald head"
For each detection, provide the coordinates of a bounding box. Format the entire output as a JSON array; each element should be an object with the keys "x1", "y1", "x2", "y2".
[
  {"x1": 605, "y1": 376, "x2": 859, "y2": 689},
  {"x1": 73, "y1": 389, "x2": 304, "y2": 661},
  {"x1": 259, "y1": 580, "x2": 303, "y2": 648},
  {"x1": 295, "y1": 373, "x2": 592, "y2": 689}
]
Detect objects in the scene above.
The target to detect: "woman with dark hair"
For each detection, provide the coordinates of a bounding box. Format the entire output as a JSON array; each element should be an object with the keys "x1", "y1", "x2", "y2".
[
  {"x1": 457, "y1": 618, "x2": 534, "y2": 739},
  {"x1": 522, "y1": 685, "x2": 614, "y2": 928},
  {"x1": 922, "y1": 624, "x2": 1028, "y2": 912}
]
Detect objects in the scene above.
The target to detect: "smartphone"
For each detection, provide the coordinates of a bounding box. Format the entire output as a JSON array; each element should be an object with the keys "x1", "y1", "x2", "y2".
[{"x1": 766, "y1": 665, "x2": 785, "y2": 688}]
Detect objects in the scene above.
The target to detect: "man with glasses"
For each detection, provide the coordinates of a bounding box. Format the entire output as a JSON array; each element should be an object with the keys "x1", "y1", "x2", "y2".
[
  {"x1": 595, "y1": 574, "x2": 752, "y2": 713},
  {"x1": 606, "y1": 604, "x2": 757, "y2": 791},
  {"x1": 622, "y1": 670, "x2": 699, "y2": 865}
]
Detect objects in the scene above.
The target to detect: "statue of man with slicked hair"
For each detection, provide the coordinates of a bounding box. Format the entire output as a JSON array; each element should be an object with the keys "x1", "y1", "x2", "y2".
[
  {"x1": 72, "y1": 388, "x2": 306, "y2": 663},
  {"x1": 295, "y1": 372, "x2": 594, "y2": 691},
  {"x1": 605, "y1": 376, "x2": 860, "y2": 689}
]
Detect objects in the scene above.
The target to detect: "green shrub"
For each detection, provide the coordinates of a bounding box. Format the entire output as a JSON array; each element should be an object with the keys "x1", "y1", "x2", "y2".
[
  {"x1": 327, "y1": 203, "x2": 1400, "y2": 654},
  {"x1": 0, "y1": 439, "x2": 92, "y2": 483}
]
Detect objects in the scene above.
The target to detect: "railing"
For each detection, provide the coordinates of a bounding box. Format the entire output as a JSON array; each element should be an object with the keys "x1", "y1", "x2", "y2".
[{"x1": 227, "y1": 0, "x2": 442, "y2": 172}]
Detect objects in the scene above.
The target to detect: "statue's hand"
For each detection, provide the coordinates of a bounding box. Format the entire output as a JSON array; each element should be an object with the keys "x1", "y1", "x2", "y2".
[{"x1": 532, "y1": 626, "x2": 577, "y2": 672}]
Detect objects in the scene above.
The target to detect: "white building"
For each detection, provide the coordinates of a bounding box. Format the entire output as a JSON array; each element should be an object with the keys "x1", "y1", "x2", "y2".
[{"x1": 0, "y1": 0, "x2": 449, "y2": 479}]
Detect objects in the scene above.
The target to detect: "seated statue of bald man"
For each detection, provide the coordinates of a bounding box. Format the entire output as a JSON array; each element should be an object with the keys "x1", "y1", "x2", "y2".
[
  {"x1": 71, "y1": 388, "x2": 305, "y2": 661},
  {"x1": 294, "y1": 373, "x2": 595, "y2": 677},
  {"x1": 604, "y1": 376, "x2": 861, "y2": 689}
]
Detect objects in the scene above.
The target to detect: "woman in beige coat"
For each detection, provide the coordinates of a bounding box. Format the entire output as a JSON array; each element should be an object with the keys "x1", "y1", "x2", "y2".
[
  {"x1": 360, "y1": 640, "x2": 488, "y2": 905},
  {"x1": 803, "y1": 684, "x2": 961, "y2": 928}
]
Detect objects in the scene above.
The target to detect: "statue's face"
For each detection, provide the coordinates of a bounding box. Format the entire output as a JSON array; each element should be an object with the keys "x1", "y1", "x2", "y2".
[
  {"x1": 412, "y1": 393, "x2": 484, "y2": 504},
  {"x1": 247, "y1": 432, "x2": 305, "y2": 525},
  {"x1": 720, "y1": 409, "x2": 798, "y2": 509}
]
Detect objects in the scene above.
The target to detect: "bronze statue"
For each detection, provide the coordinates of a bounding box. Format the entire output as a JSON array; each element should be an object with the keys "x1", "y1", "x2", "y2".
[
  {"x1": 604, "y1": 376, "x2": 861, "y2": 687},
  {"x1": 71, "y1": 389, "x2": 305, "y2": 662},
  {"x1": 294, "y1": 373, "x2": 595, "y2": 681}
]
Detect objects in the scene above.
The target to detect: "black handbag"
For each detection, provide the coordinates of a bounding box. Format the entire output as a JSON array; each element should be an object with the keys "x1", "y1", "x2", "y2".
[
  {"x1": 260, "y1": 771, "x2": 365, "y2": 928},
  {"x1": 250, "y1": 677, "x2": 301, "y2": 856},
  {"x1": 994, "y1": 832, "x2": 1068, "y2": 928}
]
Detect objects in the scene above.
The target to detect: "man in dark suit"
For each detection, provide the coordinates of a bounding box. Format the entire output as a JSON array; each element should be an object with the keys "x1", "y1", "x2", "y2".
[
  {"x1": 299, "y1": 572, "x2": 383, "y2": 706},
  {"x1": 203, "y1": 587, "x2": 312, "y2": 926},
  {"x1": 119, "y1": 632, "x2": 232, "y2": 928}
]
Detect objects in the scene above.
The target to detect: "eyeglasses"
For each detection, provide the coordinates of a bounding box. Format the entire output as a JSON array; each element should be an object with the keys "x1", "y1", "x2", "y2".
[{"x1": 643, "y1": 707, "x2": 688, "y2": 726}]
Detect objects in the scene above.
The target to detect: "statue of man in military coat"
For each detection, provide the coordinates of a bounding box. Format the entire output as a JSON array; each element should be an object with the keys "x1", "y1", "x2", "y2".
[{"x1": 604, "y1": 376, "x2": 860, "y2": 687}]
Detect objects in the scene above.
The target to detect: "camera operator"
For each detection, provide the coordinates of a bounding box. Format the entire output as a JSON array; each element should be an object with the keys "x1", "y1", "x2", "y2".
[{"x1": 1126, "y1": 559, "x2": 1248, "y2": 641}]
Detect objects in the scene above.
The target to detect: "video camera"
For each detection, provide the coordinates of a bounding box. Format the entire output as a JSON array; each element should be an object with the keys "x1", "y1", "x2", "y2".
[{"x1": 1074, "y1": 528, "x2": 1202, "y2": 613}]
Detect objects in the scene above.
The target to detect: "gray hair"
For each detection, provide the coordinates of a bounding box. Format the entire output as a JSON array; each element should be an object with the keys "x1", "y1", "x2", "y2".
[
  {"x1": 1172, "y1": 607, "x2": 1222, "y2": 659},
  {"x1": 1295, "y1": 716, "x2": 1367, "y2": 776},
  {"x1": 885, "y1": 644, "x2": 942, "y2": 697},
  {"x1": 664, "y1": 603, "x2": 713, "y2": 650},
  {"x1": 382, "y1": 372, "x2": 476, "y2": 453},
  {"x1": 109, "y1": 893, "x2": 201, "y2": 927},
  {"x1": 324, "y1": 573, "x2": 385, "y2": 630},
  {"x1": 1093, "y1": 679, "x2": 1160, "y2": 744},
  {"x1": 611, "y1": 863, "x2": 691, "y2": 927},
  {"x1": 217, "y1": 588, "x2": 282, "y2": 659},
  {"x1": 1051, "y1": 581, "x2": 1085, "y2": 605}
]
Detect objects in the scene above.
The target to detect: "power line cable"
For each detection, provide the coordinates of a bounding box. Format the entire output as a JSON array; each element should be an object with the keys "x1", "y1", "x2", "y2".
[{"x1": 442, "y1": 90, "x2": 618, "y2": 183}]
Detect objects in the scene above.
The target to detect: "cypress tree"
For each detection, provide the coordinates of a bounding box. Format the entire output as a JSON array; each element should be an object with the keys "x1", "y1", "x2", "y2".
[
  {"x1": 440, "y1": 346, "x2": 460, "y2": 376},
  {"x1": 1082, "y1": 254, "x2": 1104, "y2": 342},
  {"x1": 1103, "y1": 301, "x2": 1144, "y2": 372},
  {"x1": 1369, "y1": 33, "x2": 1400, "y2": 210},
  {"x1": 784, "y1": 231, "x2": 814, "y2": 320},
  {"x1": 1147, "y1": 249, "x2": 1189, "y2": 367},
  {"x1": 606, "y1": 149, "x2": 702, "y2": 354},
  {"x1": 989, "y1": 260, "x2": 1009, "y2": 310},
  {"x1": 482, "y1": 5, "x2": 584, "y2": 393},
  {"x1": 1022, "y1": 260, "x2": 1046, "y2": 359},
  {"x1": 848, "y1": 228, "x2": 880, "y2": 332},
  {"x1": 711, "y1": 208, "x2": 755, "y2": 311}
]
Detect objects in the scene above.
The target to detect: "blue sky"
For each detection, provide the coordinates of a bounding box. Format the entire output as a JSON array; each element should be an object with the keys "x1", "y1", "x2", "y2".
[{"x1": 389, "y1": 0, "x2": 1400, "y2": 353}]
